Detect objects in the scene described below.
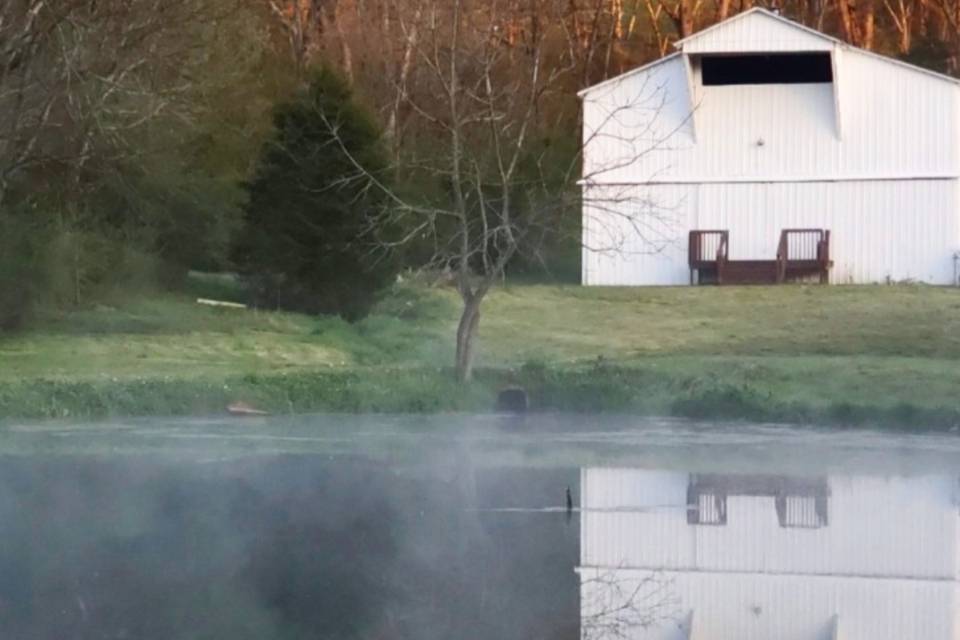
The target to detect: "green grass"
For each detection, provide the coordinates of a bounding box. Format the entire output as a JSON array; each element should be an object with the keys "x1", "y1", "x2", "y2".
[{"x1": 3, "y1": 280, "x2": 960, "y2": 426}]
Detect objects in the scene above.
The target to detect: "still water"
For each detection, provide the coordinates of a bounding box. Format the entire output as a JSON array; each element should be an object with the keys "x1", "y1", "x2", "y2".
[{"x1": 1, "y1": 414, "x2": 959, "y2": 640}]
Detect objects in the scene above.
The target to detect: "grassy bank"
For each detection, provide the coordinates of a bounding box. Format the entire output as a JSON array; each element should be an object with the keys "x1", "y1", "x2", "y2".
[{"x1": 2, "y1": 281, "x2": 960, "y2": 427}]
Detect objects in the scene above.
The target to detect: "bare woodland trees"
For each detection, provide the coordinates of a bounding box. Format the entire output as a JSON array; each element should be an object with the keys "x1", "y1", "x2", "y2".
[
  {"x1": 284, "y1": 0, "x2": 960, "y2": 86},
  {"x1": 0, "y1": 0, "x2": 228, "y2": 205},
  {"x1": 0, "y1": 0, "x2": 271, "y2": 314}
]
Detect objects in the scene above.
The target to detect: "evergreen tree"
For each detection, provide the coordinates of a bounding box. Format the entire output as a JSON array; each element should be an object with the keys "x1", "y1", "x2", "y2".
[{"x1": 235, "y1": 68, "x2": 397, "y2": 321}]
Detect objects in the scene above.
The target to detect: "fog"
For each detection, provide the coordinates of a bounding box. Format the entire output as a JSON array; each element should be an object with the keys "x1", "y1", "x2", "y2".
[{"x1": 1, "y1": 416, "x2": 959, "y2": 639}]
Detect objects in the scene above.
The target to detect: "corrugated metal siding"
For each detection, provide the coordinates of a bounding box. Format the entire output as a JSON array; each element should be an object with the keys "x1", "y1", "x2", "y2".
[
  {"x1": 583, "y1": 50, "x2": 959, "y2": 183},
  {"x1": 579, "y1": 468, "x2": 691, "y2": 567},
  {"x1": 684, "y1": 81, "x2": 841, "y2": 178},
  {"x1": 583, "y1": 180, "x2": 959, "y2": 285},
  {"x1": 581, "y1": 56, "x2": 694, "y2": 185},
  {"x1": 580, "y1": 469, "x2": 960, "y2": 579},
  {"x1": 678, "y1": 10, "x2": 834, "y2": 54},
  {"x1": 580, "y1": 568, "x2": 960, "y2": 639},
  {"x1": 700, "y1": 180, "x2": 959, "y2": 284},
  {"x1": 582, "y1": 184, "x2": 692, "y2": 286},
  {"x1": 839, "y1": 49, "x2": 959, "y2": 176}
]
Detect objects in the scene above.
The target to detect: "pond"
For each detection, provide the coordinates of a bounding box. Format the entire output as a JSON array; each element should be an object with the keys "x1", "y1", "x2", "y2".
[{"x1": 1, "y1": 415, "x2": 959, "y2": 639}]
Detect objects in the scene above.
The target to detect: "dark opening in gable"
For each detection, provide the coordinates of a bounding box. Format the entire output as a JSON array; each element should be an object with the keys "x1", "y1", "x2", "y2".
[{"x1": 701, "y1": 53, "x2": 833, "y2": 85}]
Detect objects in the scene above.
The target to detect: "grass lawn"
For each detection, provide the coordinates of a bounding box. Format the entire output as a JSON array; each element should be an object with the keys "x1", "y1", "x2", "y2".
[{"x1": 2, "y1": 281, "x2": 960, "y2": 425}]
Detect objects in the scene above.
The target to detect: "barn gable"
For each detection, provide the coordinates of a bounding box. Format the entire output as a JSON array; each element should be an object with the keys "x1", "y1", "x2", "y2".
[{"x1": 675, "y1": 8, "x2": 836, "y2": 54}]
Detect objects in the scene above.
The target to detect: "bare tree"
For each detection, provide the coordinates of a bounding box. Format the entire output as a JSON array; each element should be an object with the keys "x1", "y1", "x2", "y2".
[
  {"x1": 316, "y1": 0, "x2": 683, "y2": 382},
  {"x1": 884, "y1": 0, "x2": 917, "y2": 52},
  {"x1": 318, "y1": 0, "x2": 578, "y2": 381}
]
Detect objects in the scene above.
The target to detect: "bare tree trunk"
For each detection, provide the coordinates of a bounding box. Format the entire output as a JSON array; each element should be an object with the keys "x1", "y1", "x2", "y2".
[
  {"x1": 644, "y1": 0, "x2": 671, "y2": 56},
  {"x1": 836, "y1": 0, "x2": 857, "y2": 43},
  {"x1": 321, "y1": 3, "x2": 355, "y2": 83},
  {"x1": 603, "y1": 7, "x2": 619, "y2": 76},
  {"x1": 718, "y1": 0, "x2": 733, "y2": 20},
  {"x1": 579, "y1": 0, "x2": 607, "y2": 83},
  {"x1": 386, "y1": 0, "x2": 422, "y2": 157},
  {"x1": 837, "y1": 0, "x2": 876, "y2": 47},
  {"x1": 862, "y1": 0, "x2": 876, "y2": 48},
  {"x1": 455, "y1": 296, "x2": 482, "y2": 382},
  {"x1": 883, "y1": 0, "x2": 913, "y2": 53},
  {"x1": 663, "y1": 0, "x2": 700, "y2": 39}
]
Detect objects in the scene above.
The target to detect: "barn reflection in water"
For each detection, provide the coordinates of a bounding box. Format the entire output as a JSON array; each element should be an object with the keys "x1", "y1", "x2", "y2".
[{"x1": 579, "y1": 469, "x2": 960, "y2": 639}]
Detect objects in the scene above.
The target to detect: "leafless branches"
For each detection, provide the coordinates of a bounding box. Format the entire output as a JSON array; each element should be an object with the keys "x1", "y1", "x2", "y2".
[
  {"x1": 580, "y1": 568, "x2": 681, "y2": 640},
  {"x1": 302, "y1": 0, "x2": 685, "y2": 381}
]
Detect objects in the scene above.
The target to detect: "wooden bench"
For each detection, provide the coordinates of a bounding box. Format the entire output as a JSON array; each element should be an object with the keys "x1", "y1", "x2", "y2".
[{"x1": 689, "y1": 229, "x2": 831, "y2": 285}]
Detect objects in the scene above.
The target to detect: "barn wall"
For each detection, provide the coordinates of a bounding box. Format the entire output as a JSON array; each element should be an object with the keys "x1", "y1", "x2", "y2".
[
  {"x1": 582, "y1": 50, "x2": 959, "y2": 184},
  {"x1": 582, "y1": 179, "x2": 960, "y2": 285},
  {"x1": 579, "y1": 468, "x2": 960, "y2": 579},
  {"x1": 579, "y1": 567, "x2": 959, "y2": 640},
  {"x1": 582, "y1": 184, "x2": 693, "y2": 286},
  {"x1": 838, "y1": 49, "x2": 959, "y2": 176},
  {"x1": 581, "y1": 56, "x2": 695, "y2": 186}
]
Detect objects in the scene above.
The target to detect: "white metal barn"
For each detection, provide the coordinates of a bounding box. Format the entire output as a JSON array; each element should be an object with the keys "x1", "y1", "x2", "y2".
[
  {"x1": 578, "y1": 468, "x2": 960, "y2": 639},
  {"x1": 579, "y1": 8, "x2": 960, "y2": 286}
]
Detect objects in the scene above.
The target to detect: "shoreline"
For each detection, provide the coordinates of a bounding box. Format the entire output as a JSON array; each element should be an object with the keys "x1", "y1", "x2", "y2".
[{"x1": 2, "y1": 361, "x2": 958, "y2": 431}]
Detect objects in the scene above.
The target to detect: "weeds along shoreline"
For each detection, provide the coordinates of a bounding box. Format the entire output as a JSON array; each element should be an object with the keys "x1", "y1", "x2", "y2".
[{"x1": 2, "y1": 363, "x2": 958, "y2": 431}]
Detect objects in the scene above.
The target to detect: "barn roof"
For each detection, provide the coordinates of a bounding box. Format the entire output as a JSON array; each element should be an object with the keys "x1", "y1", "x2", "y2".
[
  {"x1": 576, "y1": 52, "x2": 682, "y2": 98},
  {"x1": 578, "y1": 7, "x2": 960, "y2": 98}
]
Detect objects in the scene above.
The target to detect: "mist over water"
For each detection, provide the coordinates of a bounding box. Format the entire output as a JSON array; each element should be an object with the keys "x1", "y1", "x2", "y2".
[
  {"x1": 1, "y1": 415, "x2": 959, "y2": 640},
  {"x1": 0, "y1": 455, "x2": 578, "y2": 640}
]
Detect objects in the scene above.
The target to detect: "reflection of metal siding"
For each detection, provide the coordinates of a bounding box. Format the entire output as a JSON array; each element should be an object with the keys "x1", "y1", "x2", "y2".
[
  {"x1": 781, "y1": 495, "x2": 824, "y2": 529},
  {"x1": 694, "y1": 493, "x2": 725, "y2": 525},
  {"x1": 580, "y1": 469, "x2": 960, "y2": 580},
  {"x1": 579, "y1": 468, "x2": 691, "y2": 568},
  {"x1": 579, "y1": 567, "x2": 960, "y2": 640}
]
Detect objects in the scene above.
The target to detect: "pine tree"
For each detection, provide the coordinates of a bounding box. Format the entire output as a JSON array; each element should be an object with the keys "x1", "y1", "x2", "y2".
[{"x1": 235, "y1": 67, "x2": 397, "y2": 320}]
